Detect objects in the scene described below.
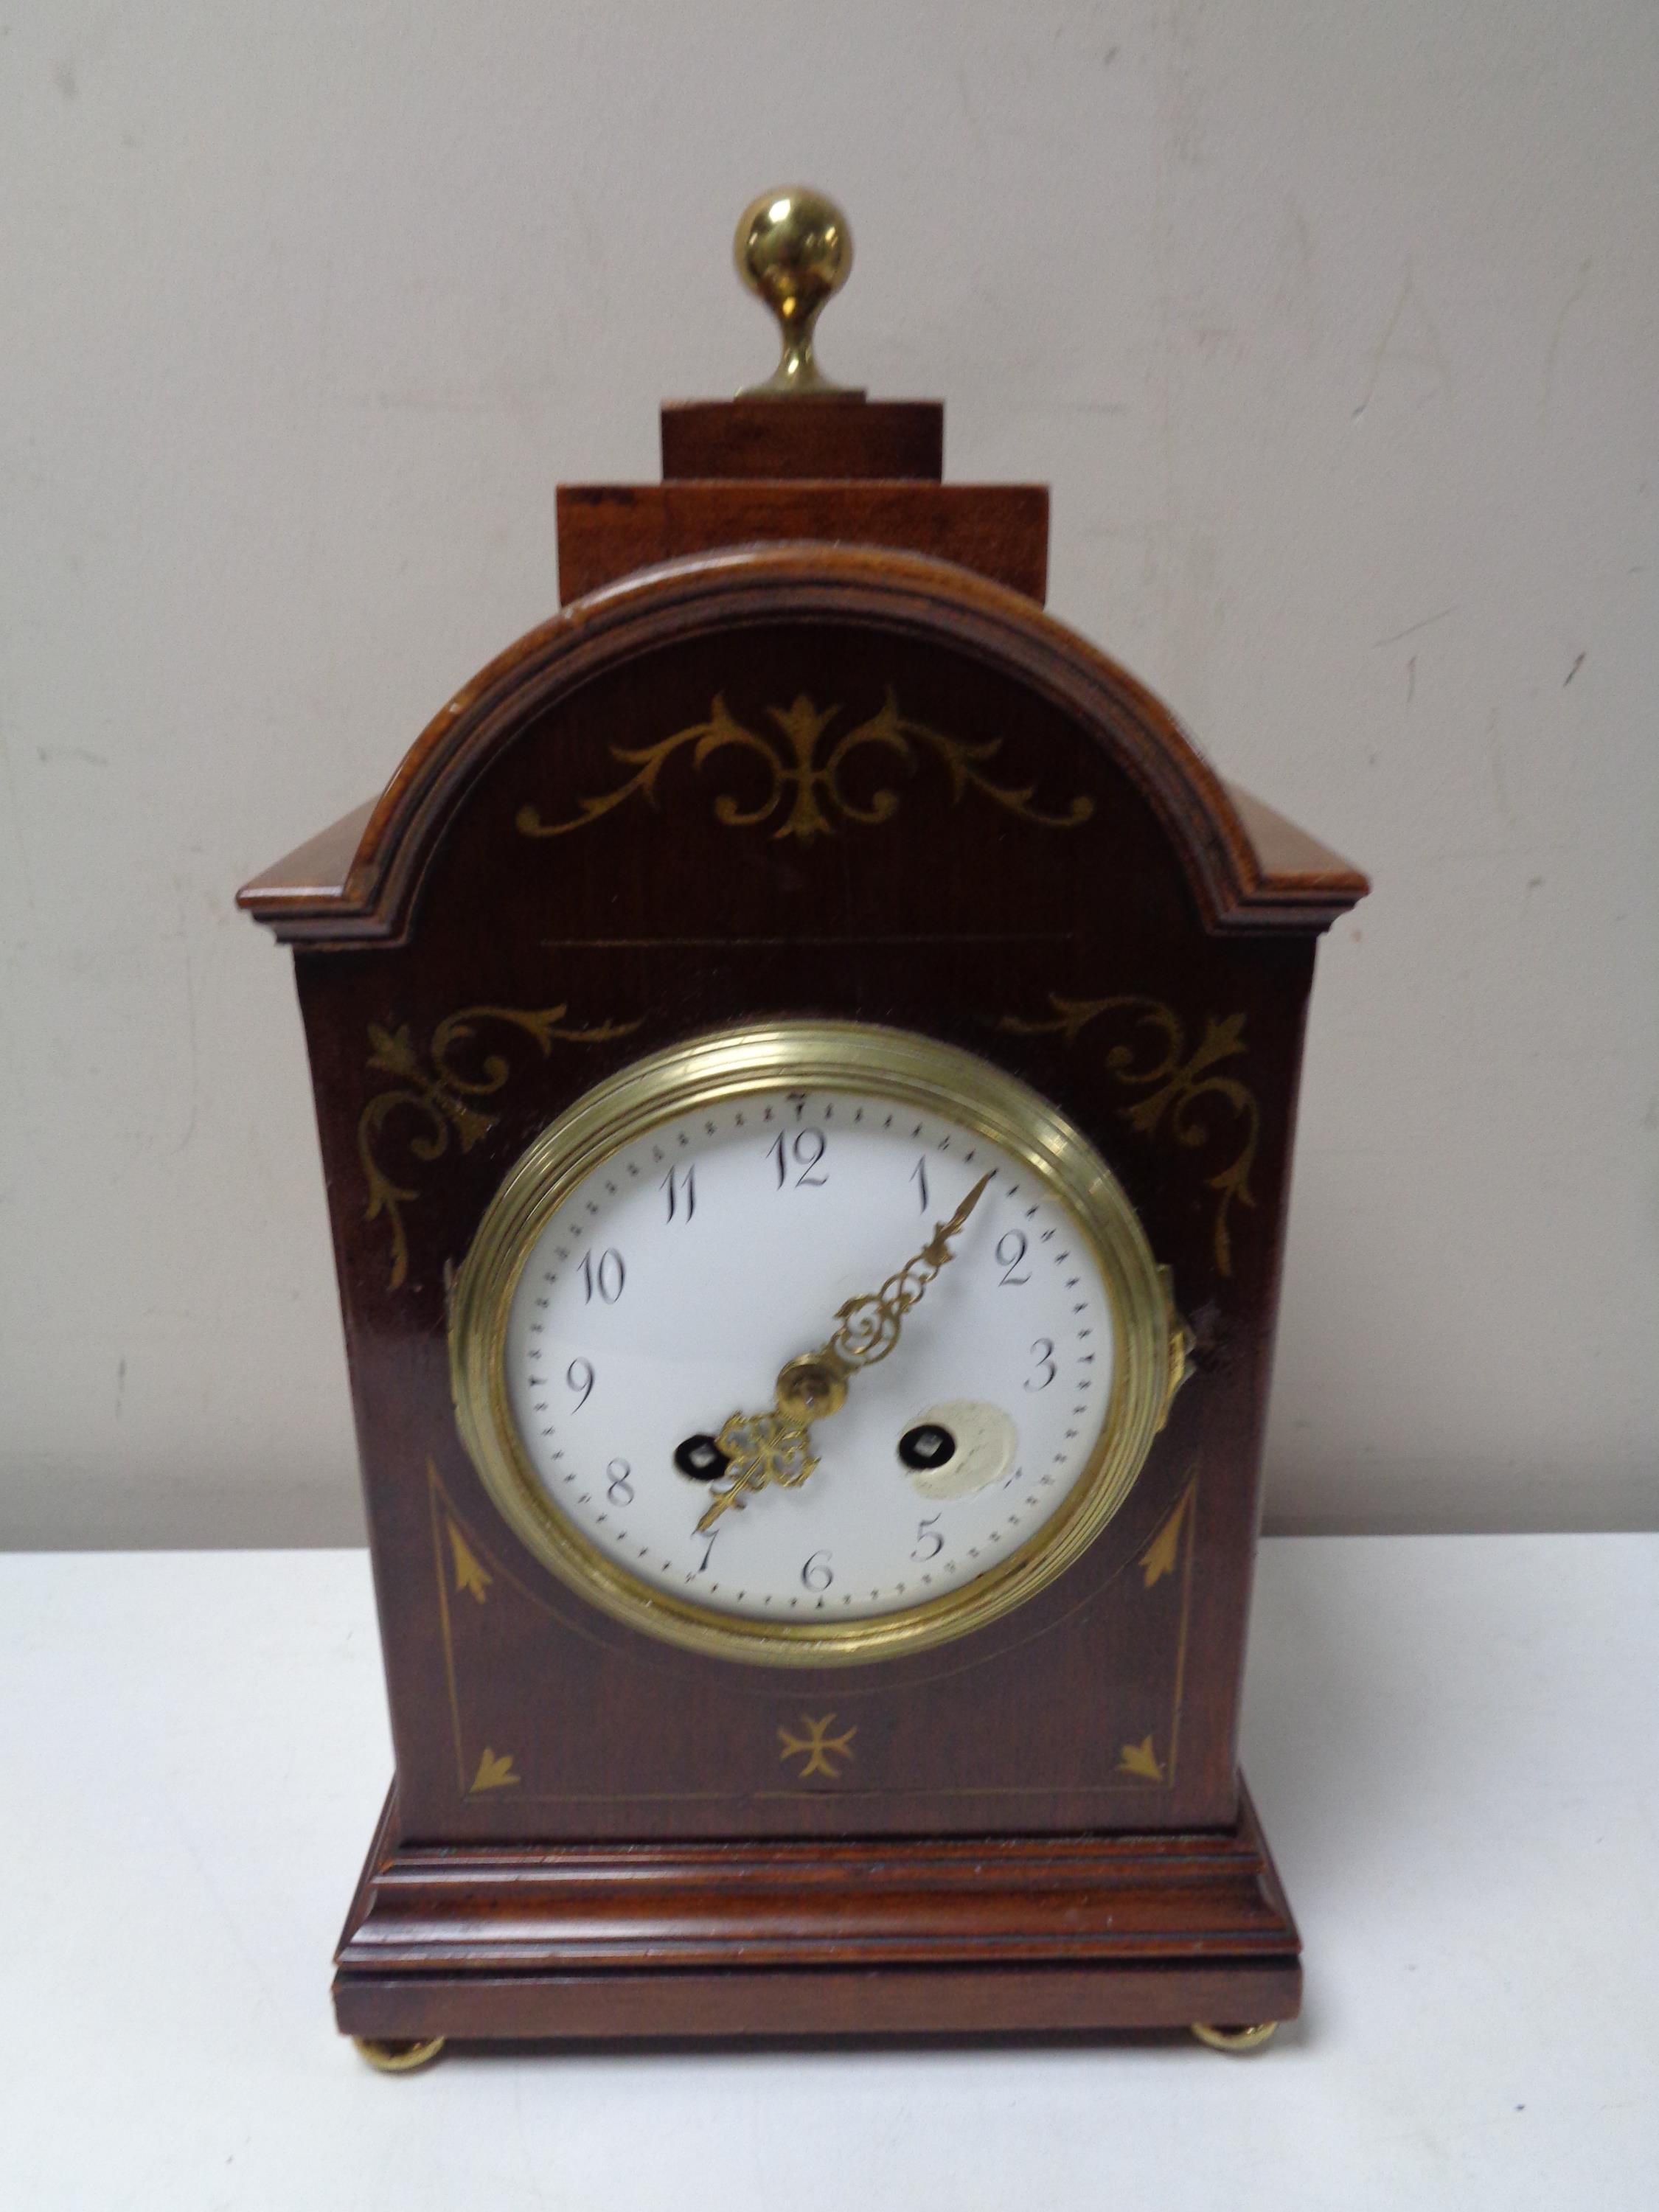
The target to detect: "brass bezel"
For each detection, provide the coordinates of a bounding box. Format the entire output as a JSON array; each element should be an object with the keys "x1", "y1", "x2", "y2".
[{"x1": 449, "y1": 1020, "x2": 1178, "y2": 1668}]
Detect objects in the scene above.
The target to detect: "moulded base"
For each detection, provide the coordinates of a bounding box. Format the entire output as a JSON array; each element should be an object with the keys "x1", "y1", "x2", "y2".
[{"x1": 333, "y1": 1778, "x2": 1301, "y2": 2046}]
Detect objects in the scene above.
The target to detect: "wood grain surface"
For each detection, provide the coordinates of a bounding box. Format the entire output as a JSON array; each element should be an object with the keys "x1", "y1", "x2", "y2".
[{"x1": 243, "y1": 419, "x2": 1363, "y2": 2041}]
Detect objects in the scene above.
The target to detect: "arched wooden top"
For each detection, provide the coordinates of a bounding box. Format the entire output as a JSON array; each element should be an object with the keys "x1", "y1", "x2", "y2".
[{"x1": 238, "y1": 545, "x2": 1366, "y2": 945}]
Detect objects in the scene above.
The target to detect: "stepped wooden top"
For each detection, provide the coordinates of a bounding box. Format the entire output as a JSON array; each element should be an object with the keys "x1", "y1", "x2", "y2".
[{"x1": 558, "y1": 392, "x2": 1047, "y2": 604}]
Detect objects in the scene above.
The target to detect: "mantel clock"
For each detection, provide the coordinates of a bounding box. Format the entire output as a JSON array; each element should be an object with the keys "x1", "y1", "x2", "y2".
[{"x1": 240, "y1": 189, "x2": 1367, "y2": 2067}]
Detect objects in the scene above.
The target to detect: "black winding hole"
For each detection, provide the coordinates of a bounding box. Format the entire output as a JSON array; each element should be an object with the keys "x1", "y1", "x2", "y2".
[
  {"x1": 898, "y1": 1422, "x2": 956, "y2": 1471},
  {"x1": 675, "y1": 1433, "x2": 731, "y2": 1482}
]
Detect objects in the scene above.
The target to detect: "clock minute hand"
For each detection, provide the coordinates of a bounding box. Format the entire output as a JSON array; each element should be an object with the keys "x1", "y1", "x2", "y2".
[
  {"x1": 692, "y1": 1172, "x2": 993, "y2": 1536},
  {"x1": 814, "y1": 1168, "x2": 995, "y2": 1389}
]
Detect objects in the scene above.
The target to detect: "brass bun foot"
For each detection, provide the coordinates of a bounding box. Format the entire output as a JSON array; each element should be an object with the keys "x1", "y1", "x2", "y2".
[
  {"x1": 352, "y1": 2034, "x2": 447, "y2": 2073},
  {"x1": 1192, "y1": 2020, "x2": 1279, "y2": 2053}
]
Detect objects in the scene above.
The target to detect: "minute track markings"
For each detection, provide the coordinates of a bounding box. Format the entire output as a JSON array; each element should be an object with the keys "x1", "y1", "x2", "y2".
[{"x1": 512, "y1": 1082, "x2": 1117, "y2": 1627}]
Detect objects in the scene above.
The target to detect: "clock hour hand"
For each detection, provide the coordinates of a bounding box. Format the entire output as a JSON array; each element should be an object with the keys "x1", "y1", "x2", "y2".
[
  {"x1": 689, "y1": 1172, "x2": 993, "y2": 1534},
  {"x1": 692, "y1": 1407, "x2": 819, "y2": 1534}
]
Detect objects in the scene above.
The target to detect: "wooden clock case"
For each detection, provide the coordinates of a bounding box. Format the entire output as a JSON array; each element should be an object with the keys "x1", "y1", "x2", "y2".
[{"x1": 240, "y1": 394, "x2": 1366, "y2": 2048}]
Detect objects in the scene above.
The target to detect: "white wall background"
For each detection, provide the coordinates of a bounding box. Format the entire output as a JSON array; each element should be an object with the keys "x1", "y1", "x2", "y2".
[{"x1": 2, "y1": 1, "x2": 1655, "y2": 1546}]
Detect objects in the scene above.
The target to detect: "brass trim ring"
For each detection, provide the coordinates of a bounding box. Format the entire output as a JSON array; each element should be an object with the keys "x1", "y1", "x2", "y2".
[{"x1": 449, "y1": 1020, "x2": 1178, "y2": 1668}]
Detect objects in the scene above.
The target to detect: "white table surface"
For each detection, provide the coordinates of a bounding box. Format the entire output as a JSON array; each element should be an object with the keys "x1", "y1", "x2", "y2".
[{"x1": 2, "y1": 1534, "x2": 1655, "y2": 2210}]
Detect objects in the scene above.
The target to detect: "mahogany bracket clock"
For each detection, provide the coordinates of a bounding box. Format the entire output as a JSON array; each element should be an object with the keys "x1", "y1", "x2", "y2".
[{"x1": 240, "y1": 189, "x2": 1367, "y2": 2068}]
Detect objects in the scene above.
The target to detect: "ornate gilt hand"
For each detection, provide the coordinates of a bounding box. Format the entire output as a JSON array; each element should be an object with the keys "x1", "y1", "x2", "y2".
[
  {"x1": 696, "y1": 1408, "x2": 821, "y2": 1535},
  {"x1": 693, "y1": 1173, "x2": 993, "y2": 1534}
]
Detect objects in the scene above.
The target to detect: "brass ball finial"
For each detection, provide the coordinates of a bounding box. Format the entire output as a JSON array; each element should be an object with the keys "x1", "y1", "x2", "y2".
[{"x1": 734, "y1": 187, "x2": 855, "y2": 399}]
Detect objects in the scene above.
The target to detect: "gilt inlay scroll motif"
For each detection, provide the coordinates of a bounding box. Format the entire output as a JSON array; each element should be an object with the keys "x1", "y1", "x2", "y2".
[
  {"x1": 996, "y1": 995, "x2": 1260, "y2": 1276},
  {"x1": 515, "y1": 688, "x2": 1094, "y2": 846},
  {"x1": 358, "y1": 1004, "x2": 641, "y2": 1290}
]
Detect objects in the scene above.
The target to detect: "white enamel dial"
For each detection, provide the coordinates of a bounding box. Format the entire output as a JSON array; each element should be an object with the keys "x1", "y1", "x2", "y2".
[
  {"x1": 452, "y1": 1022, "x2": 1180, "y2": 1666},
  {"x1": 501, "y1": 1086, "x2": 1112, "y2": 1625}
]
